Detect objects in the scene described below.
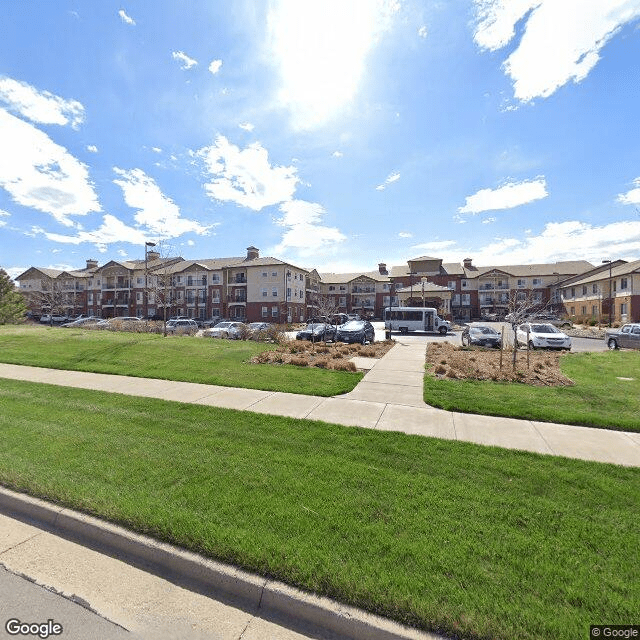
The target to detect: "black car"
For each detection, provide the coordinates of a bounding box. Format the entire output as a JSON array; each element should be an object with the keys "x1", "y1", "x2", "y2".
[
  {"x1": 335, "y1": 320, "x2": 375, "y2": 344},
  {"x1": 461, "y1": 325, "x2": 502, "y2": 348},
  {"x1": 296, "y1": 322, "x2": 337, "y2": 342}
]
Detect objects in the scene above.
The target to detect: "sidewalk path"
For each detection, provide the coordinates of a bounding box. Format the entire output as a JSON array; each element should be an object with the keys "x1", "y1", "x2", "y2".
[{"x1": 0, "y1": 341, "x2": 638, "y2": 467}]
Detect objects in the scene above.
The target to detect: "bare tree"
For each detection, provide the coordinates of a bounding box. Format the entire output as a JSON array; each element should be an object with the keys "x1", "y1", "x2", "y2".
[
  {"x1": 504, "y1": 292, "x2": 549, "y2": 369},
  {"x1": 24, "y1": 277, "x2": 69, "y2": 325},
  {"x1": 144, "y1": 242, "x2": 180, "y2": 336}
]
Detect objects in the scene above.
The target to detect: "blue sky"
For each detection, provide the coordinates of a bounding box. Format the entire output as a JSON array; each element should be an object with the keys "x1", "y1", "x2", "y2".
[{"x1": 2, "y1": 0, "x2": 640, "y2": 280}]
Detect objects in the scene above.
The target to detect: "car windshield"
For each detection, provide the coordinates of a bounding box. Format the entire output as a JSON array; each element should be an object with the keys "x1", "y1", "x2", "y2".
[
  {"x1": 216, "y1": 322, "x2": 232, "y2": 328},
  {"x1": 531, "y1": 324, "x2": 558, "y2": 333},
  {"x1": 471, "y1": 327, "x2": 498, "y2": 335},
  {"x1": 305, "y1": 323, "x2": 325, "y2": 330},
  {"x1": 341, "y1": 321, "x2": 363, "y2": 330}
]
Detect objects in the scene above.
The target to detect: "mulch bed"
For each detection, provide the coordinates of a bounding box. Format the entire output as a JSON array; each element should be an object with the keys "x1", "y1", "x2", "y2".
[{"x1": 426, "y1": 341, "x2": 574, "y2": 386}]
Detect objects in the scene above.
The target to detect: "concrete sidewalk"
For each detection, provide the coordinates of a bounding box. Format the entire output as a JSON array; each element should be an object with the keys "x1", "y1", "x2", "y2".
[{"x1": 0, "y1": 342, "x2": 638, "y2": 467}]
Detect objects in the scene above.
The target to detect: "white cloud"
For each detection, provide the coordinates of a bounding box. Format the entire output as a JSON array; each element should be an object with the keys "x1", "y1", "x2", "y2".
[
  {"x1": 41, "y1": 214, "x2": 149, "y2": 252},
  {"x1": 86, "y1": 145, "x2": 98, "y2": 153},
  {"x1": 482, "y1": 216, "x2": 497, "y2": 224},
  {"x1": 410, "y1": 240, "x2": 457, "y2": 253},
  {"x1": 376, "y1": 171, "x2": 400, "y2": 191},
  {"x1": 474, "y1": 0, "x2": 640, "y2": 103},
  {"x1": 0, "y1": 209, "x2": 9, "y2": 227},
  {"x1": 238, "y1": 122, "x2": 254, "y2": 132},
  {"x1": 151, "y1": 147, "x2": 162, "y2": 154},
  {"x1": 208, "y1": 59, "x2": 223, "y2": 74},
  {"x1": 268, "y1": 0, "x2": 399, "y2": 129},
  {"x1": 458, "y1": 177, "x2": 547, "y2": 214},
  {"x1": 198, "y1": 135, "x2": 299, "y2": 211},
  {"x1": 117, "y1": 249, "x2": 128, "y2": 257},
  {"x1": 0, "y1": 108, "x2": 100, "y2": 225},
  {"x1": 272, "y1": 199, "x2": 346, "y2": 256},
  {"x1": 118, "y1": 9, "x2": 136, "y2": 25},
  {"x1": 418, "y1": 25, "x2": 428, "y2": 38},
  {"x1": 398, "y1": 231, "x2": 413, "y2": 238},
  {"x1": 0, "y1": 76, "x2": 84, "y2": 128},
  {"x1": 332, "y1": 151, "x2": 343, "y2": 158},
  {"x1": 113, "y1": 167, "x2": 211, "y2": 237},
  {"x1": 431, "y1": 219, "x2": 640, "y2": 265},
  {"x1": 172, "y1": 51, "x2": 198, "y2": 70},
  {"x1": 617, "y1": 177, "x2": 640, "y2": 205}
]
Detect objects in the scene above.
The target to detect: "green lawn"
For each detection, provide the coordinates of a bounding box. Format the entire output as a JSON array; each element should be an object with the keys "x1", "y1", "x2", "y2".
[
  {"x1": 424, "y1": 350, "x2": 640, "y2": 432},
  {"x1": 0, "y1": 325, "x2": 362, "y2": 396},
  {"x1": 0, "y1": 378, "x2": 637, "y2": 640}
]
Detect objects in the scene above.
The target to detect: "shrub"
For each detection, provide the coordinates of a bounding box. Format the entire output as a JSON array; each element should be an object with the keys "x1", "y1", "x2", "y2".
[
  {"x1": 434, "y1": 364, "x2": 447, "y2": 375},
  {"x1": 331, "y1": 360, "x2": 357, "y2": 372},
  {"x1": 289, "y1": 356, "x2": 309, "y2": 367},
  {"x1": 314, "y1": 358, "x2": 330, "y2": 369}
]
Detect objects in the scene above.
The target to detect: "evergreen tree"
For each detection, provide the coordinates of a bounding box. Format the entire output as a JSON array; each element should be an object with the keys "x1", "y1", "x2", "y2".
[{"x1": 0, "y1": 269, "x2": 28, "y2": 324}]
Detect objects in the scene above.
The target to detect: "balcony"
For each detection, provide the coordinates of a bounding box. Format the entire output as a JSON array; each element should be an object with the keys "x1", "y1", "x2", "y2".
[{"x1": 233, "y1": 274, "x2": 247, "y2": 284}]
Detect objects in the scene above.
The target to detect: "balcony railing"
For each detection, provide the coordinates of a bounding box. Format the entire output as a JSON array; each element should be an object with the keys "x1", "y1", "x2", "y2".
[{"x1": 234, "y1": 275, "x2": 247, "y2": 284}]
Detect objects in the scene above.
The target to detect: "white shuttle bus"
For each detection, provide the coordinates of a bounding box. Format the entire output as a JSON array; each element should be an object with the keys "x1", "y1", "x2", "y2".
[{"x1": 384, "y1": 307, "x2": 451, "y2": 335}]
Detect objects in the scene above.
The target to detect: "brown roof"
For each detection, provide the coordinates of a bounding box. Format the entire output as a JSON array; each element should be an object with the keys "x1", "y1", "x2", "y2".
[{"x1": 318, "y1": 270, "x2": 390, "y2": 284}]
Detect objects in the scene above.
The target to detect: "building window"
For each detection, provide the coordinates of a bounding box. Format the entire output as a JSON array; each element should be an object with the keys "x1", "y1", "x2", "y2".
[
  {"x1": 592, "y1": 305, "x2": 598, "y2": 316},
  {"x1": 570, "y1": 306, "x2": 575, "y2": 315},
  {"x1": 339, "y1": 285, "x2": 346, "y2": 291},
  {"x1": 517, "y1": 279, "x2": 526, "y2": 287},
  {"x1": 570, "y1": 287, "x2": 575, "y2": 297},
  {"x1": 621, "y1": 278, "x2": 628, "y2": 289},
  {"x1": 593, "y1": 284, "x2": 598, "y2": 294},
  {"x1": 448, "y1": 281, "x2": 456, "y2": 290},
  {"x1": 452, "y1": 294, "x2": 460, "y2": 306},
  {"x1": 582, "y1": 285, "x2": 587, "y2": 295},
  {"x1": 262, "y1": 288, "x2": 267, "y2": 297},
  {"x1": 262, "y1": 306, "x2": 268, "y2": 317},
  {"x1": 620, "y1": 302, "x2": 628, "y2": 316},
  {"x1": 532, "y1": 278, "x2": 542, "y2": 286},
  {"x1": 461, "y1": 280, "x2": 468, "y2": 288},
  {"x1": 262, "y1": 272, "x2": 268, "y2": 277},
  {"x1": 137, "y1": 277, "x2": 143, "y2": 285},
  {"x1": 272, "y1": 271, "x2": 278, "y2": 277},
  {"x1": 582, "y1": 306, "x2": 587, "y2": 315},
  {"x1": 339, "y1": 297, "x2": 346, "y2": 305},
  {"x1": 272, "y1": 306, "x2": 278, "y2": 317},
  {"x1": 462, "y1": 294, "x2": 470, "y2": 306},
  {"x1": 211, "y1": 274, "x2": 220, "y2": 283},
  {"x1": 272, "y1": 287, "x2": 278, "y2": 297},
  {"x1": 286, "y1": 287, "x2": 291, "y2": 299},
  {"x1": 329, "y1": 286, "x2": 335, "y2": 291}
]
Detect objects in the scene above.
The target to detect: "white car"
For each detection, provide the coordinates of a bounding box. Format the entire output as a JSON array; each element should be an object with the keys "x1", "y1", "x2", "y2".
[
  {"x1": 202, "y1": 321, "x2": 246, "y2": 339},
  {"x1": 165, "y1": 319, "x2": 198, "y2": 335},
  {"x1": 516, "y1": 323, "x2": 571, "y2": 350}
]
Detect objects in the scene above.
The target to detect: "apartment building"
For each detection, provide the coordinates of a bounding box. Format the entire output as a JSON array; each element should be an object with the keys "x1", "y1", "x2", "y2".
[
  {"x1": 17, "y1": 247, "x2": 309, "y2": 324},
  {"x1": 555, "y1": 259, "x2": 640, "y2": 323}
]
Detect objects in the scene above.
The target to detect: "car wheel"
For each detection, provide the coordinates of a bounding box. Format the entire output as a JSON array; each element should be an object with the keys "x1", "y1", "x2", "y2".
[
  {"x1": 528, "y1": 340, "x2": 536, "y2": 350},
  {"x1": 461, "y1": 336, "x2": 468, "y2": 346},
  {"x1": 439, "y1": 326, "x2": 448, "y2": 335},
  {"x1": 400, "y1": 327, "x2": 408, "y2": 335},
  {"x1": 360, "y1": 335, "x2": 366, "y2": 345},
  {"x1": 608, "y1": 338, "x2": 618, "y2": 350}
]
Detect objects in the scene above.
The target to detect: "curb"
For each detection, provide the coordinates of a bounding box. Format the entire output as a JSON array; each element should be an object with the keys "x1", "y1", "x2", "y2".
[{"x1": 0, "y1": 486, "x2": 444, "y2": 640}]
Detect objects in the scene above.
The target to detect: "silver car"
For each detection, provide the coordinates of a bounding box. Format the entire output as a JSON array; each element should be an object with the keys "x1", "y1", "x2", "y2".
[
  {"x1": 203, "y1": 321, "x2": 246, "y2": 339},
  {"x1": 605, "y1": 323, "x2": 640, "y2": 350}
]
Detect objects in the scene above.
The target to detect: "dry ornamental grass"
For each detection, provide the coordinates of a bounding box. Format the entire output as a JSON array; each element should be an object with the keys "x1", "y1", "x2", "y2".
[
  {"x1": 251, "y1": 339, "x2": 395, "y2": 371},
  {"x1": 426, "y1": 341, "x2": 574, "y2": 386}
]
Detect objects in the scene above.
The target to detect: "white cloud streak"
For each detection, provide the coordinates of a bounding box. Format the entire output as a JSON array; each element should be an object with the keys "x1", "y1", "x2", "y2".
[
  {"x1": 0, "y1": 76, "x2": 84, "y2": 128},
  {"x1": 238, "y1": 122, "x2": 255, "y2": 132},
  {"x1": 474, "y1": 0, "x2": 640, "y2": 103},
  {"x1": 198, "y1": 135, "x2": 299, "y2": 211},
  {"x1": 118, "y1": 9, "x2": 136, "y2": 25},
  {"x1": 0, "y1": 108, "x2": 100, "y2": 225},
  {"x1": 172, "y1": 51, "x2": 198, "y2": 70},
  {"x1": 617, "y1": 177, "x2": 640, "y2": 205},
  {"x1": 375, "y1": 171, "x2": 400, "y2": 191},
  {"x1": 458, "y1": 177, "x2": 547, "y2": 214}
]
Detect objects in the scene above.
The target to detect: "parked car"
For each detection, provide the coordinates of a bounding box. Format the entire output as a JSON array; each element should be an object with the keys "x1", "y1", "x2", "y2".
[
  {"x1": 96, "y1": 316, "x2": 142, "y2": 328},
  {"x1": 296, "y1": 322, "x2": 336, "y2": 342},
  {"x1": 165, "y1": 319, "x2": 198, "y2": 335},
  {"x1": 202, "y1": 321, "x2": 246, "y2": 339},
  {"x1": 461, "y1": 325, "x2": 502, "y2": 348},
  {"x1": 516, "y1": 323, "x2": 571, "y2": 350},
  {"x1": 605, "y1": 323, "x2": 640, "y2": 350},
  {"x1": 60, "y1": 316, "x2": 99, "y2": 327},
  {"x1": 39, "y1": 314, "x2": 68, "y2": 324},
  {"x1": 531, "y1": 313, "x2": 572, "y2": 328},
  {"x1": 196, "y1": 317, "x2": 221, "y2": 329},
  {"x1": 335, "y1": 320, "x2": 375, "y2": 344}
]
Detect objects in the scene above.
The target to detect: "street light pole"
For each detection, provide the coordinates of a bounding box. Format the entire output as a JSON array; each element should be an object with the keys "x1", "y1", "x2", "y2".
[
  {"x1": 602, "y1": 259, "x2": 613, "y2": 327},
  {"x1": 144, "y1": 241, "x2": 156, "y2": 318}
]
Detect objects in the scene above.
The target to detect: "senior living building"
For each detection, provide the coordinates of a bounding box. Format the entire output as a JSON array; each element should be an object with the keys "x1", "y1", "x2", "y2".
[{"x1": 20, "y1": 245, "x2": 638, "y2": 324}]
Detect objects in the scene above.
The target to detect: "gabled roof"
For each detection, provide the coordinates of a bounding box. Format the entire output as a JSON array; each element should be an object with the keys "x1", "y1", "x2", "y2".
[
  {"x1": 463, "y1": 260, "x2": 594, "y2": 279},
  {"x1": 15, "y1": 266, "x2": 63, "y2": 280},
  {"x1": 562, "y1": 259, "x2": 640, "y2": 287},
  {"x1": 318, "y1": 270, "x2": 390, "y2": 284}
]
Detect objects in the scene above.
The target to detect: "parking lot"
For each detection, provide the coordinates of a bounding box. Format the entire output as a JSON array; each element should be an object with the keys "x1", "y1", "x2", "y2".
[{"x1": 370, "y1": 321, "x2": 609, "y2": 352}]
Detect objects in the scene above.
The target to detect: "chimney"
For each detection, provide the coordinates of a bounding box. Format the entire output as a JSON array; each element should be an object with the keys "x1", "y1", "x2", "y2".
[
  {"x1": 463, "y1": 257, "x2": 473, "y2": 269},
  {"x1": 378, "y1": 262, "x2": 388, "y2": 275},
  {"x1": 246, "y1": 246, "x2": 259, "y2": 260},
  {"x1": 86, "y1": 259, "x2": 98, "y2": 270},
  {"x1": 147, "y1": 250, "x2": 160, "y2": 261}
]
